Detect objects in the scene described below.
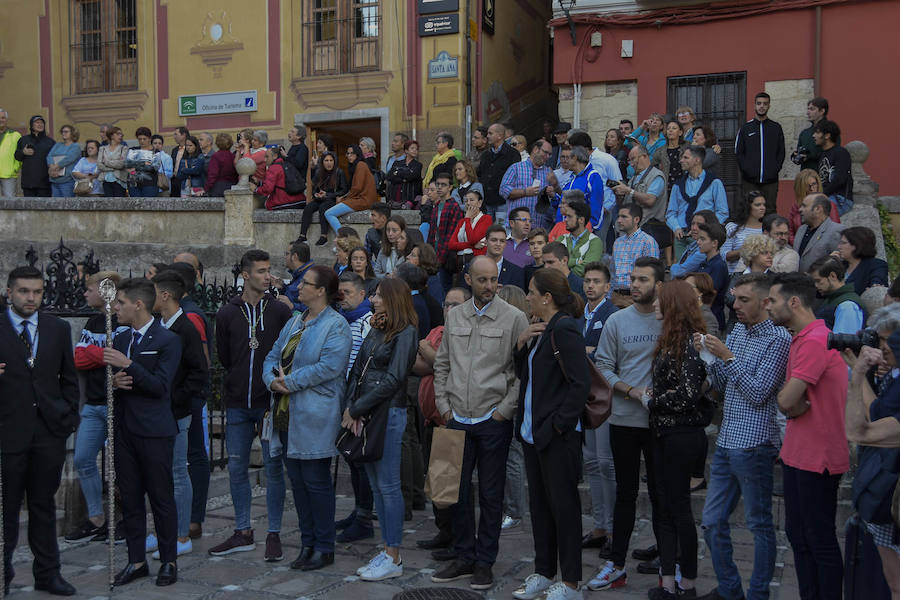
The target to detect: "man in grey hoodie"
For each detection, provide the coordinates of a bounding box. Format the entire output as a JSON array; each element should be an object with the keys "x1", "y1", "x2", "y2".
[{"x1": 588, "y1": 256, "x2": 664, "y2": 592}]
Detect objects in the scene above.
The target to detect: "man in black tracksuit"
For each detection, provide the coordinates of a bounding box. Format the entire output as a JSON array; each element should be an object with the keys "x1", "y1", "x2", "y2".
[
  {"x1": 14, "y1": 115, "x2": 55, "y2": 197},
  {"x1": 735, "y1": 92, "x2": 785, "y2": 215},
  {"x1": 476, "y1": 122, "x2": 520, "y2": 221}
]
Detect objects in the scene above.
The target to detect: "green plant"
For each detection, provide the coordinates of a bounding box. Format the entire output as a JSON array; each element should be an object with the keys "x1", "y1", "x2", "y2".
[{"x1": 878, "y1": 202, "x2": 900, "y2": 279}]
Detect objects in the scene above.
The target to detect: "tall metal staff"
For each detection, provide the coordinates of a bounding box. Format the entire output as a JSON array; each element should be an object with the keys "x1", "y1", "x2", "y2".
[{"x1": 99, "y1": 278, "x2": 117, "y2": 591}]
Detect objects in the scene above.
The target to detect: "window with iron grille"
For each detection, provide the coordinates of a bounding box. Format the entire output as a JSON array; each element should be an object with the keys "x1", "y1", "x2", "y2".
[
  {"x1": 70, "y1": 0, "x2": 138, "y2": 95},
  {"x1": 304, "y1": 0, "x2": 381, "y2": 76},
  {"x1": 667, "y1": 72, "x2": 746, "y2": 200}
]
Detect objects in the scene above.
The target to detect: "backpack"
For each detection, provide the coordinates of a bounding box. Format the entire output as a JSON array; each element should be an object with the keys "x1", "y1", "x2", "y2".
[
  {"x1": 372, "y1": 169, "x2": 387, "y2": 197},
  {"x1": 280, "y1": 159, "x2": 306, "y2": 196}
]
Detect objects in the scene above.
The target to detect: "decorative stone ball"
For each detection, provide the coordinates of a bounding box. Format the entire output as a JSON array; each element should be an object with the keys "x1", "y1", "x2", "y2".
[
  {"x1": 236, "y1": 157, "x2": 256, "y2": 179},
  {"x1": 846, "y1": 140, "x2": 869, "y2": 165}
]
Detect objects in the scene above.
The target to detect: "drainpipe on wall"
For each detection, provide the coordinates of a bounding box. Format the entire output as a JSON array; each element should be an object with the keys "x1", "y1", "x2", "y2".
[
  {"x1": 573, "y1": 83, "x2": 582, "y2": 129},
  {"x1": 814, "y1": 6, "x2": 822, "y2": 95}
]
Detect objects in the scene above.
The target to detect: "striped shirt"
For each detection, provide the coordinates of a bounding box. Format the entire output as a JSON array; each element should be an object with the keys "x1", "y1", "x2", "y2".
[
  {"x1": 708, "y1": 319, "x2": 792, "y2": 449},
  {"x1": 499, "y1": 159, "x2": 552, "y2": 230},
  {"x1": 346, "y1": 312, "x2": 372, "y2": 376},
  {"x1": 720, "y1": 223, "x2": 762, "y2": 273}
]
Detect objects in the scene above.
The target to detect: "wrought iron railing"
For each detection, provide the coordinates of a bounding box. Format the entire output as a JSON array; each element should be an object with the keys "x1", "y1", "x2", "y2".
[{"x1": 15, "y1": 240, "x2": 247, "y2": 471}]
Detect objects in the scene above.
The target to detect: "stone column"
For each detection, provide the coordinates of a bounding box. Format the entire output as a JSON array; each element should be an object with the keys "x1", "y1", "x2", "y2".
[
  {"x1": 223, "y1": 158, "x2": 258, "y2": 247},
  {"x1": 841, "y1": 140, "x2": 885, "y2": 260}
]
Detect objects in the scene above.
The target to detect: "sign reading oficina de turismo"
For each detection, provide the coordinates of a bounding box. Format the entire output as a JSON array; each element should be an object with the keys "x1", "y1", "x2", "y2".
[{"x1": 179, "y1": 90, "x2": 258, "y2": 116}]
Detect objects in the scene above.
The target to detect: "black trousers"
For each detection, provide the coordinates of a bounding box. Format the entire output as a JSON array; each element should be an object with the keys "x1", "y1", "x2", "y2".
[
  {"x1": 523, "y1": 431, "x2": 583, "y2": 584},
  {"x1": 609, "y1": 424, "x2": 659, "y2": 567},
  {"x1": 652, "y1": 427, "x2": 706, "y2": 579},
  {"x1": 401, "y1": 403, "x2": 426, "y2": 512},
  {"x1": 1, "y1": 416, "x2": 66, "y2": 584},
  {"x1": 116, "y1": 425, "x2": 177, "y2": 564},
  {"x1": 300, "y1": 198, "x2": 336, "y2": 237},
  {"x1": 22, "y1": 187, "x2": 51, "y2": 197}
]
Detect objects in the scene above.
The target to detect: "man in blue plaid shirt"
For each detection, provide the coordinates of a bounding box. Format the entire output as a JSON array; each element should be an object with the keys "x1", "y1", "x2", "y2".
[
  {"x1": 499, "y1": 139, "x2": 553, "y2": 230},
  {"x1": 693, "y1": 272, "x2": 791, "y2": 600}
]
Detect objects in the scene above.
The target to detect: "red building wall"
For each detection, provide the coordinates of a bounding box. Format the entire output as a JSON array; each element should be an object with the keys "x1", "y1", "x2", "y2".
[{"x1": 552, "y1": 1, "x2": 900, "y2": 204}]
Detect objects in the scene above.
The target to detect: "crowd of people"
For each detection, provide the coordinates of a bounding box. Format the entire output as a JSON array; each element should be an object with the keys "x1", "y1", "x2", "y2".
[{"x1": 0, "y1": 92, "x2": 897, "y2": 600}]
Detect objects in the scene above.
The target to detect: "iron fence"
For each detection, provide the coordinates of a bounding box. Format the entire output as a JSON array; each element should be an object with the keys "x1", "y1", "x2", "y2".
[{"x1": 17, "y1": 240, "x2": 246, "y2": 471}]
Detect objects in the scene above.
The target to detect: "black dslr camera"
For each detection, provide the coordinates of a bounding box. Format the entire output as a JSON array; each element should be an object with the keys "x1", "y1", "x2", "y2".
[
  {"x1": 791, "y1": 146, "x2": 809, "y2": 166},
  {"x1": 827, "y1": 328, "x2": 880, "y2": 354}
]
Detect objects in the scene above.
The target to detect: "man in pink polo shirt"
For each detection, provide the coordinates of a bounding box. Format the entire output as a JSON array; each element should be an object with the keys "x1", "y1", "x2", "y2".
[{"x1": 767, "y1": 272, "x2": 848, "y2": 600}]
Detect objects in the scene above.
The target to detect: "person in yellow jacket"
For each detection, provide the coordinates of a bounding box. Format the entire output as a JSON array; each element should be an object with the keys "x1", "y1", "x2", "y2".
[{"x1": 0, "y1": 109, "x2": 22, "y2": 197}]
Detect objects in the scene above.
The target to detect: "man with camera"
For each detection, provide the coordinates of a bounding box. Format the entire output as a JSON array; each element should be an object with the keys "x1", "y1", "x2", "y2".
[
  {"x1": 766, "y1": 272, "x2": 848, "y2": 600},
  {"x1": 612, "y1": 145, "x2": 668, "y2": 254},
  {"x1": 793, "y1": 97, "x2": 828, "y2": 172}
]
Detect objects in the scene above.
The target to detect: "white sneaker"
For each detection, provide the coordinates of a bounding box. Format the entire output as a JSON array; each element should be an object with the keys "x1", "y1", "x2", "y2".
[
  {"x1": 359, "y1": 551, "x2": 402, "y2": 581},
  {"x1": 152, "y1": 539, "x2": 193, "y2": 560},
  {"x1": 513, "y1": 573, "x2": 553, "y2": 600},
  {"x1": 501, "y1": 515, "x2": 522, "y2": 530},
  {"x1": 356, "y1": 551, "x2": 385, "y2": 575},
  {"x1": 544, "y1": 582, "x2": 583, "y2": 600},
  {"x1": 145, "y1": 534, "x2": 158, "y2": 553},
  {"x1": 587, "y1": 561, "x2": 627, "y2": 591}
]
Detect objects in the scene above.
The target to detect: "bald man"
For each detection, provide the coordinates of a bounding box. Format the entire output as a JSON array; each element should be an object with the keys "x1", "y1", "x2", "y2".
[{"x1": 431, "y1": 255, "x2": 528, "y2": 589}]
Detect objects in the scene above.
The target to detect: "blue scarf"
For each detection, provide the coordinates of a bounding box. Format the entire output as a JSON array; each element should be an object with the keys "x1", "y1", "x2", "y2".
[{"x1": 341, "y1": 298, "x2": 372, "y2": 324}]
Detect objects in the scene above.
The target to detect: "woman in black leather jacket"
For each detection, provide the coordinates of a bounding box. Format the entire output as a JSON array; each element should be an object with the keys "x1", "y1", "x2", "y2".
[{"x1": 341, "y1": 277, "x2": 418, "y2": 581}]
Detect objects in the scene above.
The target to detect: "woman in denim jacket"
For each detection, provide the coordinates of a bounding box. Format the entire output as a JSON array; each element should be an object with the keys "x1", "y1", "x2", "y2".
[{"x1": 263, "y1": 265, "x2": 351, "y2": 571}]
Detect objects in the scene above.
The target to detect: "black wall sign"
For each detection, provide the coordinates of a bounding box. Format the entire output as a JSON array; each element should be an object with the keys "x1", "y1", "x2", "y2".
[
  {"x1": 418, "y1": 0, "x2": 459, "y2": 15},
  {"x1": 418, "y1": 13, "x2": 460, "y2": 36},
  {"x1": 483, "y1": 0, "x2": 495, "y2": 35}
]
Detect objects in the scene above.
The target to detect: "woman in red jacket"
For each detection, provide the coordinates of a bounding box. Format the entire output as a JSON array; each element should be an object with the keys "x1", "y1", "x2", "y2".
[
  {"x1": 256, "y1": 147, "x2": 306, "y2": 210},
  {"x1": 447, "y1": 189, "x2": 493, "y2": 266}
]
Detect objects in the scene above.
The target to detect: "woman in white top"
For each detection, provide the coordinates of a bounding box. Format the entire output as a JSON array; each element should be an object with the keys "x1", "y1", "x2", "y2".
[
  {"x1": 373, "y1": 216, "x2": 407, "y2": 278},
  {"x1": 72, "y1": 140, "x2": 104, "y2": 196},
  {"x1": 720, "y1": 191, "x2": 766, "y2": 273}
]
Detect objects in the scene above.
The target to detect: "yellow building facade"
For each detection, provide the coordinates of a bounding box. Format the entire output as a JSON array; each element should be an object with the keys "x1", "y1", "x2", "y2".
[{"x1": 0, "y1": 0, "x2": 553, "y2": 163}]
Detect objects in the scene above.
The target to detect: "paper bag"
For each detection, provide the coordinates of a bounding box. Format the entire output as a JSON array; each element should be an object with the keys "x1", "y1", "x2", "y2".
[{"x1": 425, "y1": 426, "x2": 466, "y2": 509}]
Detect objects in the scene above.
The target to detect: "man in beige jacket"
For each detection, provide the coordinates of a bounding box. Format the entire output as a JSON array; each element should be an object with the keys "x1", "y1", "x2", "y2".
[{"x1": 431, "y1": 256, "x2": 528, "y2": 591}]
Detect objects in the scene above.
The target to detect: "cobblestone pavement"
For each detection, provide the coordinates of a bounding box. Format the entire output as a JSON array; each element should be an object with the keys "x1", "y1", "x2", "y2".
[{"x1": 7, "y1": 480, "x2": 801, "y2": 599}]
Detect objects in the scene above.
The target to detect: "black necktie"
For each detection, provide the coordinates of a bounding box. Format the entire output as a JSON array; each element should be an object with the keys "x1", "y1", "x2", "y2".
[
  {"x1": 20, "y1": 321, "x2": 33, "y2": 358},
  {"x1": 129, "y1": 330, "x2": 142, "y2": 357}
]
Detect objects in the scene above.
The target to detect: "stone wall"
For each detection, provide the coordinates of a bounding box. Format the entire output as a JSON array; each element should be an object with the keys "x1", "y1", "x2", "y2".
[
  {"x1": 0, "y1": 194, "x2": 419, "y2": 278},
  {"x1": 557, "y1": 81, "x2": 638, "y2": 137},
  {"x1": 764, "y1": 78, "x2": 815, "y2": 182}
]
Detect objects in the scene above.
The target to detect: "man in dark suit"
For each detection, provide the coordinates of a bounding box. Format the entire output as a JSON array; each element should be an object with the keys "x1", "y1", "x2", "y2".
[
  {"x1": 0, "y1": 266, "x2": 79, "y2": 596},
  {"x1": 103, "y1": 278, "x2": 181, "y2": 587},
  {"x1": 477, "y1": 123, "x2": 521, "y2": 219},
  {"x1": 485, "y1": 224, "x2": 525, "y2": 291}
]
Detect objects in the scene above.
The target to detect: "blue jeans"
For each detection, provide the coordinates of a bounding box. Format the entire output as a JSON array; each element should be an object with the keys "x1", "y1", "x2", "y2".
[
  {"x1": 702, "y1": 444, "x2": 778, "y2": 600},
  {"x1": 324, "y1": 202, "x2": 354, "y2": 233},
  {"x1": 188, "y1": 401, "x2": 210, "y2": 524},
  {"x1": 128, "y1": 184, "x2": 158, "y2": 197},
  {"x1": 448, "y1": 415, "x2": 513, "y2": 565},
  {"x1": 364, "y1": 407, "x2": 406, "y2": 547},
  {"x1": 73, "y1": 404, "x2": 108, "y2": 519},
  {"x1": 51, "y1": 180, "x2": 75, "y2": 197},
  {"x1": 225, "y1": 407, "x2": 286, "y2": 532},
  {"x1": 173, "y1": 416, "x2": 192, "y2": 538},
  {"x1": 783, "y1": 464, "x2": 843, "y2": 600},
  {"x1": 583, "y1": 420, "x2": 616, "y2": 532},
  {"x1": 830, "y1": 194, "x2": 853, "y2": 216},
  {"x1": 280, "y1": 438, "x2": 335, "y2": 553}
]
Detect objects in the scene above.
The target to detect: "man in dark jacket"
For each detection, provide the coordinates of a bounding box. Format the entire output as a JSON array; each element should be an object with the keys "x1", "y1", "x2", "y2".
[
  {"x1": 14, "y1": 115, "x2": 54, "y2": 197},
  {"x1": 793, "y1": 97, "x2": 828, "y2": 171},
  {"x1": 476, "y1": 123, "x2": 520, "y2": 220},
  {"x1": 169, "y1": 126, "x2": 189, "y2": 197},
  {"x1": 814, "y1": 119, "x2": 853, "y2": 211},
  {"x1": 1, "y1": 266, "x2": 80, "y2": 596},
  {"x1": 152, "y1": 270, "x2": 209, "y2": 557},
  {"x1": 735, "y1": 92, "x2": 785, "y2": 215},
  {"x1": 210, "y1": 250, "x2": 293, "y2": 561}
]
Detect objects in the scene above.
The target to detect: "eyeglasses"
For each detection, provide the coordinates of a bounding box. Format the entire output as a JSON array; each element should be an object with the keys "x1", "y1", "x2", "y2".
[
  {"x1": 512, "y1": 217, "x2": 532, "y2": 223},
  {"x1": 677, "y1": 112, "x2": 692, "y2": 118},
  {"x1": 299, "y1": 278, "x2": 321, "y2": 288}
]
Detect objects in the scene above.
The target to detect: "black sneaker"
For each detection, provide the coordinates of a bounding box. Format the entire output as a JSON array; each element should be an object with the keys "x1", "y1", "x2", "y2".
[
  {"x1": 648, "y1": 587, "x2": 678, "y2": 600},
  {"x1": 470, "y1": 563, "x2": 493, "y2": 590},
  {"x1": 90, "y1": 521, "x2": 126, "y2": 544},
  {"x1": 431, "y1": 560, "x2": 475, "y2": 583},
  {"x1": 637, "y1": 557, "x2": 661, "y2": 574},
  {"x1": 65, "y1": 520, "x2": 104, "y2": 542},
  {"x1": 632, "y1": 544, "x2": 659, "y2": 561}
]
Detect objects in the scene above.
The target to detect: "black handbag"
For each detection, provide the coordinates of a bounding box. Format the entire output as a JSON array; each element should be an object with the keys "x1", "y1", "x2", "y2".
[{"x1": 335, "y1": 356, "x2": 389, "y2": 463}]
